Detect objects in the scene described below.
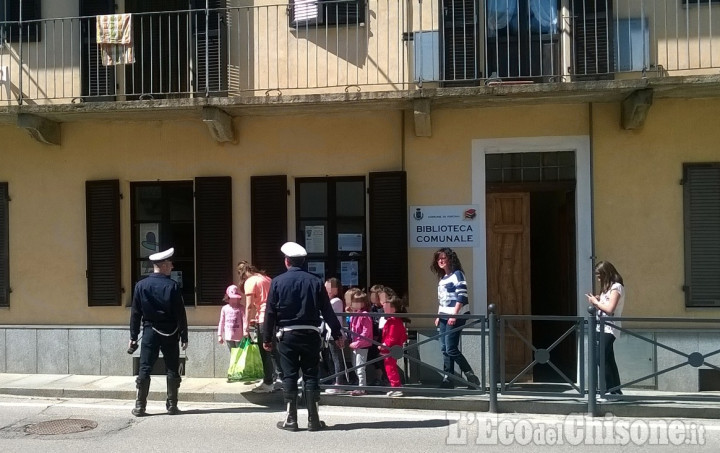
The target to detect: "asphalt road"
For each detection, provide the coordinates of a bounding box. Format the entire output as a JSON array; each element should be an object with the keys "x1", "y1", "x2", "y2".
[{"x1": 1, "y1": 394, "x2": 719, "y2": 452}]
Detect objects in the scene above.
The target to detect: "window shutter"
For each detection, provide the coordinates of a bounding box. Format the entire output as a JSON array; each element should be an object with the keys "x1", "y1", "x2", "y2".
[
  {"x1": 683, "y1": 164, "x2": 720, "y2": 307},
  {"x1": 193, "y1": 0, "x2": 228, "y2": 96},
  {"x1": 86, "y1": 180, "x2": 121, "y2": 306},
  {"x1": 442, "y1": 0, "x2": 477, "y2": 83},
  {"x1": 80, "y1": 0, "x2": 116, "y2": 100},
  {"x1": 251, "y1": 175, "x2": 287, "y2": 278},
  {"x1": 369, "y1": 171, "x2": 408, "y2": 297},
  {"x1": 572, "y1": 0, "x2": 614, "y2": 80},
  {"x1": 0, "y1": 182, "x2": 9, "y2": 307},
  {"x1": 195, "y1": 176, "x2": 233, "y2": 305}
]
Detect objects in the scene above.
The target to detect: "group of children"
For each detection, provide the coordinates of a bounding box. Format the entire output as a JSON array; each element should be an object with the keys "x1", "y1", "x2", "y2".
[
  {"x1": 217, "y1": 274, "x2": 409, "y2": 398},
  {"x1": 323, "y1": 280, "x2": 409, "y2": 398}
]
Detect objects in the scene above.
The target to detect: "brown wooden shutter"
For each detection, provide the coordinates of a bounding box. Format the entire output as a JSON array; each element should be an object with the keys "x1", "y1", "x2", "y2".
[
  {"x1": 683, "y1": 164, "x2": 720, "y2": 307},
  {"x1": 195, "y1": 176, "x2": 233, "y2": 305},
  {"x1": 369, "y1": 171, "x2": 408, "y2": 297},
  {"x1": 251, "y1": 175, "x2": 287, "y2": 278},
  {"x1": 0, "y1": 182, "x2": 9, "y2": 307},
  {"x1": 86, "y1": 179, "x2": 121, "y2": 306}
]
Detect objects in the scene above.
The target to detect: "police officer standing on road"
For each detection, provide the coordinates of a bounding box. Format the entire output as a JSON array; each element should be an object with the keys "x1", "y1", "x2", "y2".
[
  {"x1": 263, "y1": 242, "x2": 344, "y2": 431},
  {"x1": 129, "y1": 247, "x2": 188, "y2": 417}
]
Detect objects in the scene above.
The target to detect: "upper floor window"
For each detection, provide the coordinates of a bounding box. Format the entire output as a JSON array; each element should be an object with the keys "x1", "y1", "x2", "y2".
[
  {"x1": 290, "y1": 0, "x2": 366, "y2": 28},
  {"x1": 0, "y1": 0, "x2": 41, "y2": 43}
]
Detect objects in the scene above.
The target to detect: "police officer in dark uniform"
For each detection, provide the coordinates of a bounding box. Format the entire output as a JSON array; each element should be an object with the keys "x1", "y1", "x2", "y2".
[
  {"x1": 129, "y1": 247, "x2": 188, "y2": 416},
  {"x1": 263, "y1": 242, "x2": 344, "y2": 431}
]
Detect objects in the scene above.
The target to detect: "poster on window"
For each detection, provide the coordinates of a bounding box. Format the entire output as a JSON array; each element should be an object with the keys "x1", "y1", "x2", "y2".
[
  {"x1": 338, "y1": 233, "x2": 363, "y2": 252},
  {"x1": 340, "y1": 261, "x2": 359, "y2": 286},
  {"x1": 307, "y1": 261, "x2": 325, "y2": 281},
  {"x1": 171, "y1": 271, "x2": 183, "y2": 289},
  {"x1": 305, "y1": 225, "x2": 325, "y2": 254},
  {"x1": 139, "y1": 223, "x2": 160, "y2": 258}
]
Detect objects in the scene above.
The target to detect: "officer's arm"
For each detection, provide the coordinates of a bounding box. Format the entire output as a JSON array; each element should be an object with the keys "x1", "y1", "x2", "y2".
[
  {"x1": 173, "y1": 286, "x2": 189, "y2": 346},
  {"x1": 263, "y1": 283, "x2": 278, "y2": 345},
  {"x1": 129, "y1": 286, "x2": 142, "y2": 342}
]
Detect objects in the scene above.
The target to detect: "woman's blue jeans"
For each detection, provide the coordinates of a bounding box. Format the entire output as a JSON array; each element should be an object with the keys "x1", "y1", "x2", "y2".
[{"x1": 438, "y1": 318, "x2": 473, "y2": 377}]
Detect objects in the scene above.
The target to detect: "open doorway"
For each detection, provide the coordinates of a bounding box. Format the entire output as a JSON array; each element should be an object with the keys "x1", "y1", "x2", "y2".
[{"x1": 485, "y1": 152, "x2": 577, "y2": 383}]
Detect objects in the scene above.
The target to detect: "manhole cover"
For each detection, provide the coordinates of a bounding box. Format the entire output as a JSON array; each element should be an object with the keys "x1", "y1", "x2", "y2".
[{"x1": 25, "y1": 419, "x2": 98, "y2": 435}]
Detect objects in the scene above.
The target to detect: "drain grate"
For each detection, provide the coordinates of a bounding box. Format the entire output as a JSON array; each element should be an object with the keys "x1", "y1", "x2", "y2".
[{"x1": 25, "y1": 419, "x2": 98, "y2": 435}]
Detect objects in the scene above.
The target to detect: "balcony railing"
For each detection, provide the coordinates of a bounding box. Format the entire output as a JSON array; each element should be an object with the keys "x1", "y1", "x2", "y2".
[{"x1": 1, "y1": 0, "x2": 720, "y2": 105}]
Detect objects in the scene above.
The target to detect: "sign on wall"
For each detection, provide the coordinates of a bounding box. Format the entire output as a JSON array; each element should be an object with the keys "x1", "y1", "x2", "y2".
[{"x1": 409, "y1": 205, "x2": 480, "y2": 248}]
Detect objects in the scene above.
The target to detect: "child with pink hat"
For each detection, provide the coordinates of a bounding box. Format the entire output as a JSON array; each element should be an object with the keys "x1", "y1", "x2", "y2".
[{"x1": 218, "y1": 284, "x2": 245, "y2": 350}]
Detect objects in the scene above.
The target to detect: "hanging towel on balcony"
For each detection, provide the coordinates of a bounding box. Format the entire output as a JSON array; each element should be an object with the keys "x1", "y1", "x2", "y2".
[{"x1": 96, "y1": 14, "x2": 134, "y2": 66}]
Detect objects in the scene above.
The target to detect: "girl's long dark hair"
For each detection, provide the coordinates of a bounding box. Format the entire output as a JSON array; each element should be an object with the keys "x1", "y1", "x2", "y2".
[
  {"x1": 430, "y1": 248, "x2": 464, "y2": 279},
  {"x1": 595, "y1": 261, "x2": 624, "y2": 294}
]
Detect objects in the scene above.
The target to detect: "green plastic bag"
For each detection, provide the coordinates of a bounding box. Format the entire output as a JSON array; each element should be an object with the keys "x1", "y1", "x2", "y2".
[{"x1": 227, "y1": 338, "x2": 264, "y2": 382}]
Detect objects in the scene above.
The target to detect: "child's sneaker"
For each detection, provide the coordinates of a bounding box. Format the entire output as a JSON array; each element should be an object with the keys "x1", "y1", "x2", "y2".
[
  {"x1": 251, "y1": 382, "x2": 274, "y2": 393},
  {"x1": 386, "y1": 390, "x2": 404, "y2": 397},
  {"x1": 350, "y1": 389, "x2": 367, "y2": 396},
  {"x1": 324, "y1": 388, "x2": 347, "y2": 395}
]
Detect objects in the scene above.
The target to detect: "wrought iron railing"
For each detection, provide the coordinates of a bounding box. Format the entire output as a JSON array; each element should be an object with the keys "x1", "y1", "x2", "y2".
[{"x1": 1, "y1": 1, "x2": 720, "y2": 104}]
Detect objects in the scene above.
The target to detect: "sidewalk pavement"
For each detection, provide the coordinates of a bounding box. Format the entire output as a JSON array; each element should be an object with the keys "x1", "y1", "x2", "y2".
[{"x1": 1, "y1": 373, "x2": 720, "y2": 419}]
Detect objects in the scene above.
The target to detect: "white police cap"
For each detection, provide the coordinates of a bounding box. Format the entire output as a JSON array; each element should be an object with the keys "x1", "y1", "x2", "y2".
[
  {"x1": 149, "y1": 247, "x2": 174, "y2": 262},
  {"x1": 281, "y1": 242, "x2": 307, "y2": 257}
]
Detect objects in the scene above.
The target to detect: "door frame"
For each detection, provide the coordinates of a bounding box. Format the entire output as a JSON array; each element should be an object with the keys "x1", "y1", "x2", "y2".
[{"x1": 471, "y1": 136, "x2": 593, "y2": 316}]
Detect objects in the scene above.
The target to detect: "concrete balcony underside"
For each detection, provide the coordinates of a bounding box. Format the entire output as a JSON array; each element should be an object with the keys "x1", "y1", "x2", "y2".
[{"x1": 2, "y1": 75, "x2": 720, "y2": 125}]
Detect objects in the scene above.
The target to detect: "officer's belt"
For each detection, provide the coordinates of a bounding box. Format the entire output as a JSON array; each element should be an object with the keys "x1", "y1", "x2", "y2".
[{"x1": 279, "y1": 325, "x2": 320, "y2": 333}]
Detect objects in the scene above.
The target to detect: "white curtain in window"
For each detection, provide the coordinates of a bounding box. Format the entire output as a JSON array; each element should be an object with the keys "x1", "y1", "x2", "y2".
[
  {"x1": 487, "y1": 0, "x2": 518, "y2": 37},
  {"x1": 529, "y1": 0, "x2": 558, "y2": 33}
]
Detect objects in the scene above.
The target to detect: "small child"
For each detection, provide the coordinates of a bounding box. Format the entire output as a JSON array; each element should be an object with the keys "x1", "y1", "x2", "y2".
[
  {"x1": 218, "y1": 284, "x2": 245, "y2": 350},
  {"x1": 379, "y1": 294, "x2": 408, "y2": 397},
  {"x1": 348, "y1": 290, "x2": 373, "y2": 396},
  {"x1": 324, "y1": 278, "x2": 348, "y2": 393}
]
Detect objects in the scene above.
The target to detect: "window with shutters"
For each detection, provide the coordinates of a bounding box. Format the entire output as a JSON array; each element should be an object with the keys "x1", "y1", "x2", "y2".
[
  {"x1": 289, "y1": 0, "x2": 366, "y2": 28},
  {"x1": 0, "y1": 182, "x2": 8, "y2": 308},
  {"x1": 130, "y1": 178, "x2": 232, "y2": 306},
  {"x1": 0, "y1": 0, "x2": 42, "y2": 43},
  {"x1": 295, "y1": 177, "x2": 366, "y2": 288},
  {"x1": 683, "y1": 163, "x2": 720, "y2": 307}
]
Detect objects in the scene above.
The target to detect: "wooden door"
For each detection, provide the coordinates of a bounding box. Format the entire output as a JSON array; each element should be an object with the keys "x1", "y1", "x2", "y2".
[{"x1": 487, "y1": 192, "x2": 532, "y2": 381}]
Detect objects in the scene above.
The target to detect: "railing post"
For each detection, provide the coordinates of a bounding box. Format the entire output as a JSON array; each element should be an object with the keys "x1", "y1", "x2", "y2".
[
  {"x1": 587, "y1": 305, "x2": 597, "y2": 417},
  {"x1": 204, "y1": 0, "x2": 210, "y2": 97},
  {"x1": 17, "y1": 0, "x2": 23, "y2": 105},
  {"x1": 488, "y1": 304, "x2": 498, "y2": 414}
]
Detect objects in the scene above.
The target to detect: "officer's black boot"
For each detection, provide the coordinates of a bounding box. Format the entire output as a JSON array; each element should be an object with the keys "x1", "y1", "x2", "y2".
[
  {"x1": 166, "y1": 377, "x2": 182, "y2": 415},
  {"x1": 276, "y1": 393, "x2": 298, "y2": 431},
  {"x1": 131, "y1": 378, "x2": 150, "y2": 417},
  {"x1": 306, "y1": 390, "x2": 326, "y2": 431}
]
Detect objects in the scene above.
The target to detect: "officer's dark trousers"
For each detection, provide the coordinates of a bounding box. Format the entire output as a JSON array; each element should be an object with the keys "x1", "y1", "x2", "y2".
[
  {"x1": 138, "y1": 326, "x2": 181, "y2": 381},
  {"x1": 277, "y1": 330, "x2": 321, "y2": 394}
]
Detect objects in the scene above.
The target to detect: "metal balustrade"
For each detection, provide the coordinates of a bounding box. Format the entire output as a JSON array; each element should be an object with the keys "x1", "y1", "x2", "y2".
[
  {"x1": 314, "y1": 307, "x2": 720, "y2": 415},
  {"x1": 2, "y1": 1, "x2": 720, "y2": 104}
]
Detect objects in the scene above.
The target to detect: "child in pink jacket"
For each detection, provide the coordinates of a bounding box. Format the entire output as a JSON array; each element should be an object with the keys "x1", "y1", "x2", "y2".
[
  {"x1": 218, "y1": 285, "x2": 245, "y2": 350},
  {"x1": 348, "y1": 291, "x2": 373, "y2": 396}
]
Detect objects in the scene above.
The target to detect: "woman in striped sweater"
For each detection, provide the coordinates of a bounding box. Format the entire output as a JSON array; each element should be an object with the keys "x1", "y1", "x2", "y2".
[{"x1": 431, "y1": 248, "x2": 480, "y2": 389}]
